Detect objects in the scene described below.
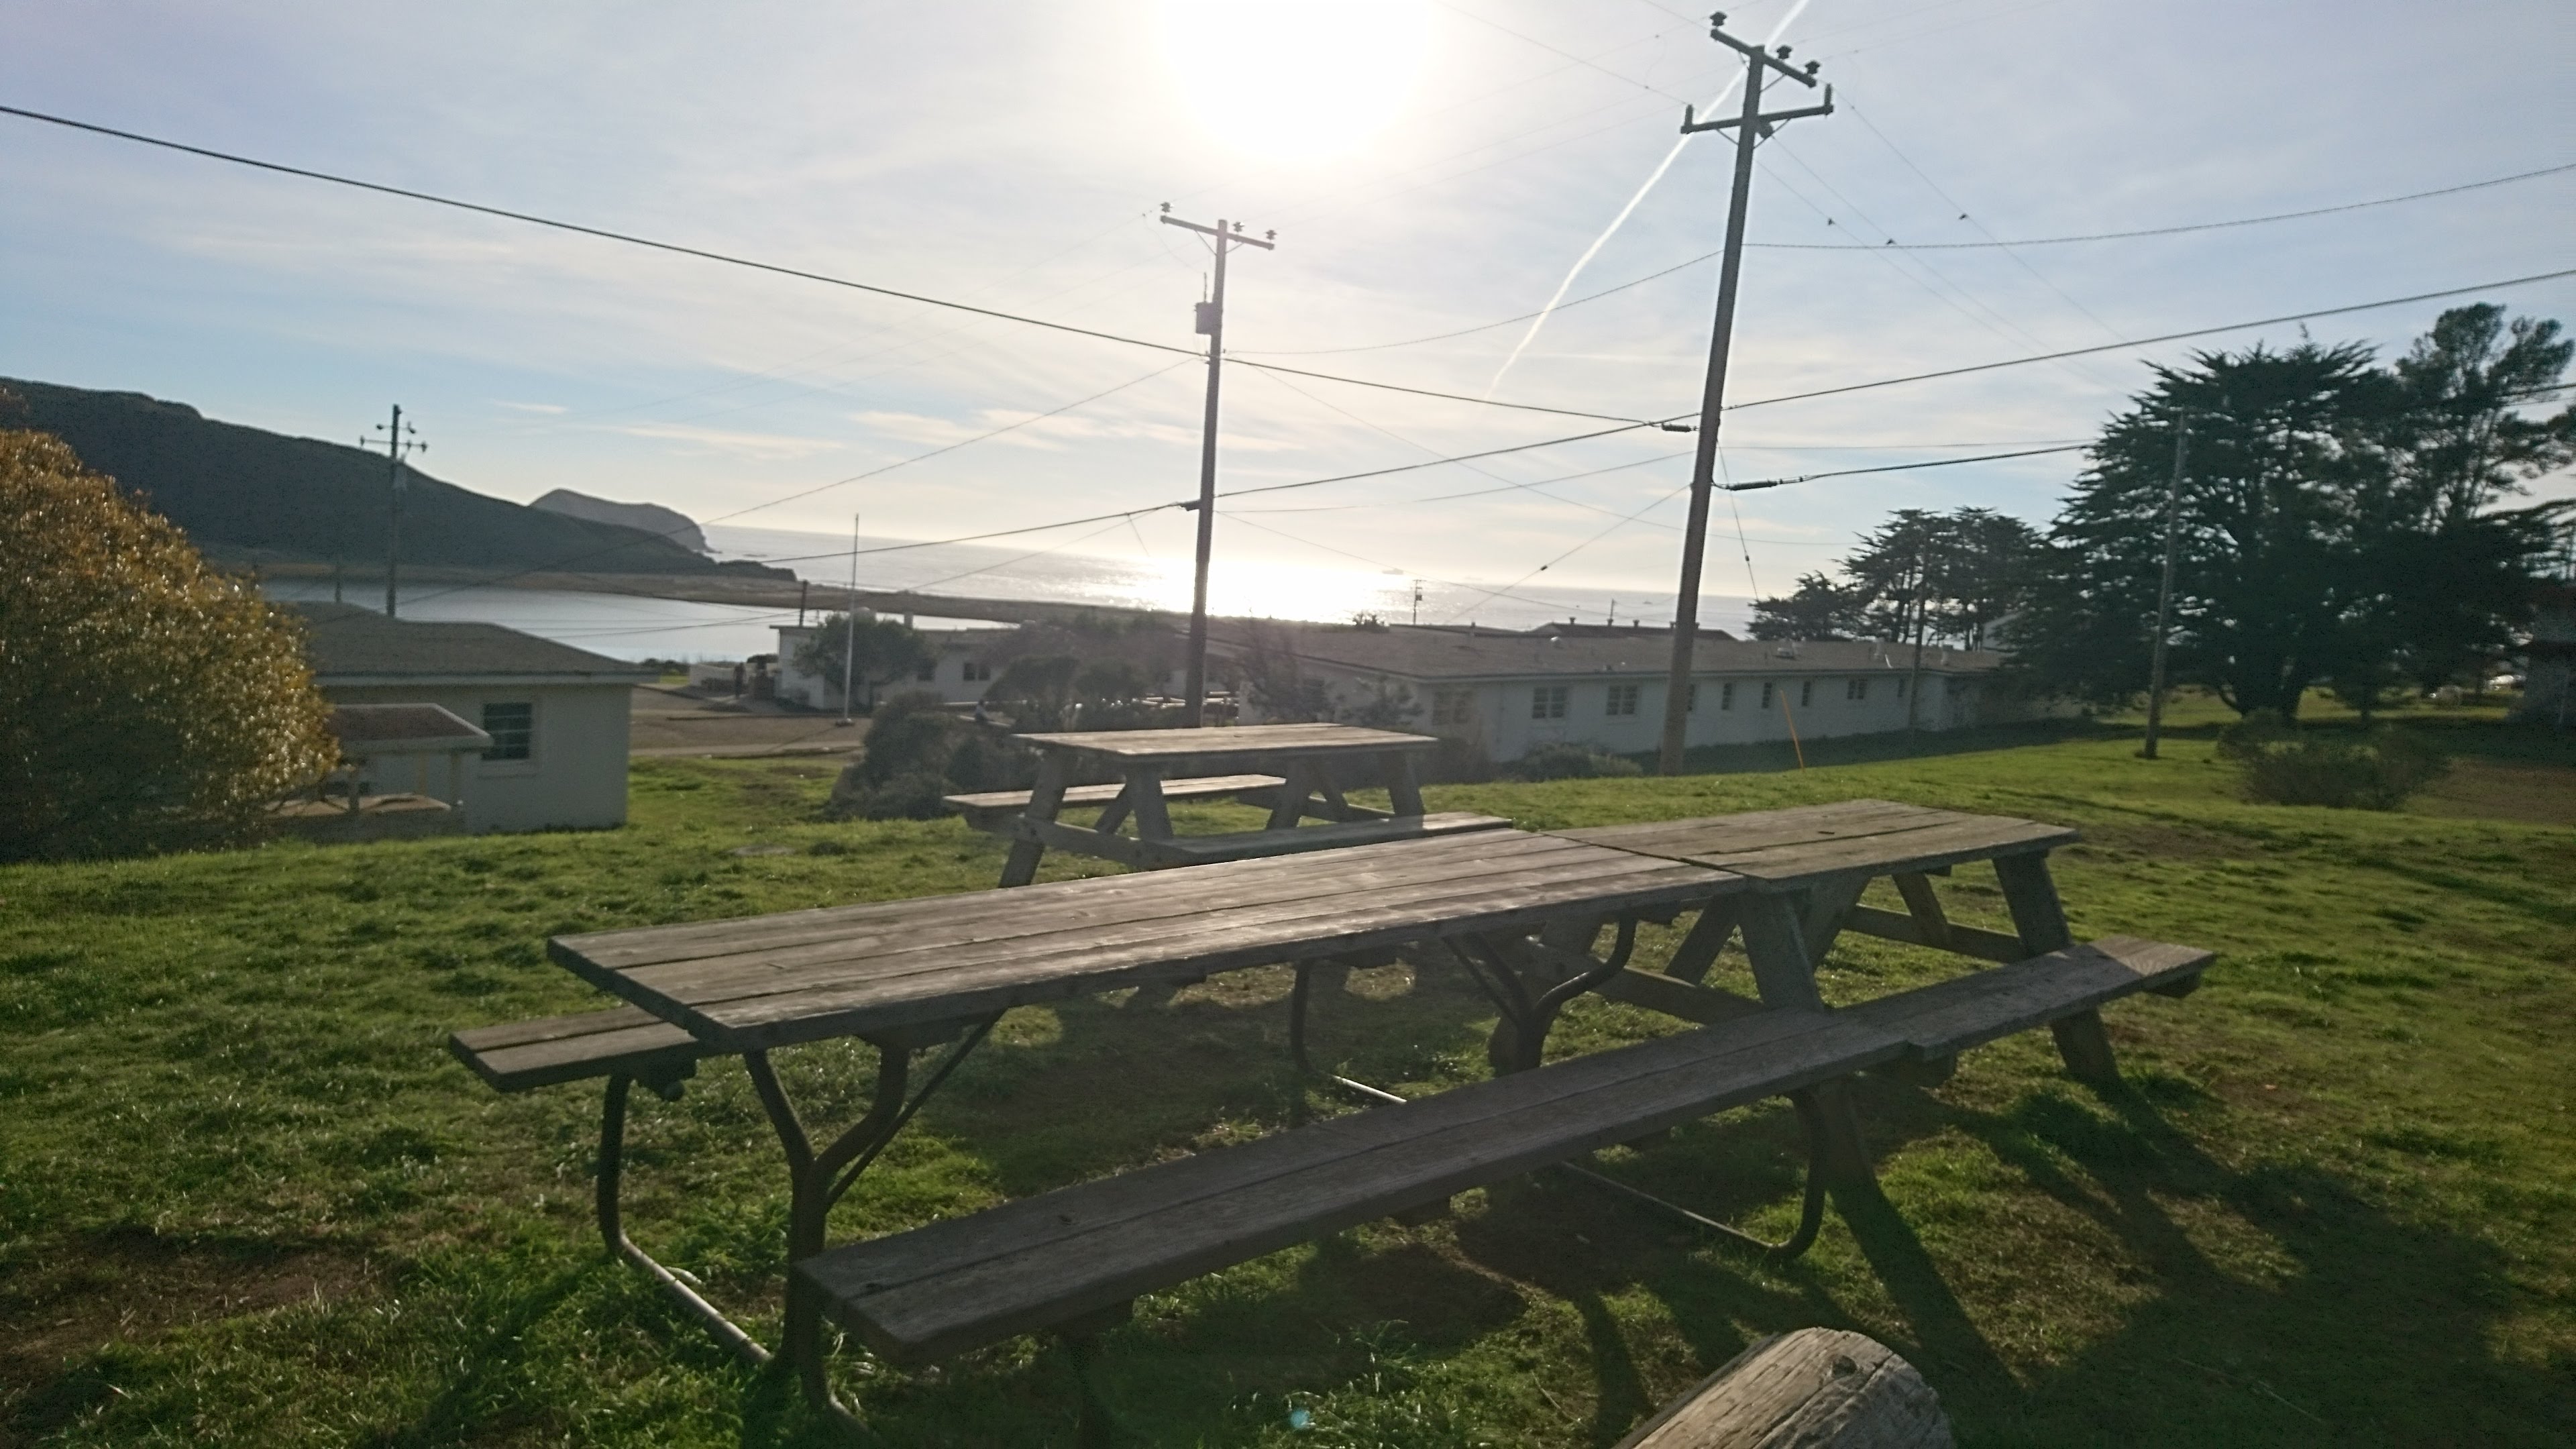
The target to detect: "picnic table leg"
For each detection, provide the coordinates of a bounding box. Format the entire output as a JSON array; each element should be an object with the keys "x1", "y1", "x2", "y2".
[
  {"x1": 999, "y1": 754, "x2": 1070, "y2": 888},
  {"x1": 594, "y1": 1072, "x2": 772, "y2": 1368},
  {"x1": 1458, "y1": 924, "x2": 1635, "y2": 1075},
  {"x1": 1664, "y1": 898, "x2": 1743, "y2": 984},
  {"x1": 1737, "y1": 895, "x2": 1876, "y2": 1190},
  {"x1": 1264, "y1": 761, "x2": 1315, "y2": 830},
  {"x1": 1387, "y1": 751, "x2": 1427, "y2": 818},
  {"x1": 1310, "y1": 763, "x2": 1356, "y2": 822},
  {"x1": 1125, "y1": 766, "x2": 1174, "y2": 840},
  {"x1": 1506, "y1": 908, "x2": 1840, "y2": 1258},
  {"x1": 743, "y1": 1017, "x2": 999, "y2": 1424},
  {"x1": 1994, "y1": 853, "x2": 2121, "y2": 1085}
]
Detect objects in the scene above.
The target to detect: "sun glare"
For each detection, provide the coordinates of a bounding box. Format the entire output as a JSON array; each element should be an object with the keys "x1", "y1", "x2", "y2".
[{"x1": 1159, "y1": 0, "x2": 1432, "y2": 162}]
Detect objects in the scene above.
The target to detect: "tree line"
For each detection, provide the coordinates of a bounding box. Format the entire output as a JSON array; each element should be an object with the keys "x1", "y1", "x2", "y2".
[{"x1": 1746, "y1": 304, "x2": 2573, "y2": 717}]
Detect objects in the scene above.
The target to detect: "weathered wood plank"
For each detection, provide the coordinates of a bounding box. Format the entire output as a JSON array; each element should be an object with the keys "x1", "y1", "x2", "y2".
[
  {"x1": 800, "y1": 1010, "x2": 1897, "y2": 1363},
  {"x1": 1139, "y1": 812, "x2": 1511, "y2": 865},
  {"x1": 792, "y1": 931, "x2": 2212, "y2": 1362},
  {"x1": 626, "y1": 843, "x2": 1698, "y2": 1008},
  {"x1": 1839, "y1": 935, "x2": 2212, "y2": 1059},
  {"x1": 568, "y1": 835, "x2": 1622, "y2": 987},
  {"x1": 669, "y1": 861, "x2": 1735, "y2": 1049},
  {"x1": 1560, "y1": 804, "x2": 2078, "y2": 888},
  {"x1": 559, "y1": 829, "x2": 1603, "y2": 971},
  {"x1": 1557, "y1": 799, "x2": 1949, "y2": 856},
  {"x1": 1017, "y1": 724, "x2": 1439, "y2": 760},
  {"x1": 944, "y1": 773, "x2": 1284, "y2": 814},
  {"x1": 1613, "y1": 1328, "x2": 1953, "y2": 1449},
  {"x1": 447, "y1": 1010, "x2": 713, "y2": 1093},
  {"x1": 1686, "y1": 816, "x2": 2076, "y2": 885}
]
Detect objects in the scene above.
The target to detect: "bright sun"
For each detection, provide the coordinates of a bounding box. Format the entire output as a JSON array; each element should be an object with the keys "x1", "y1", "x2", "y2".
[{"x1": 1159, "y1": 0, "x2": 1432, "y2": 162}]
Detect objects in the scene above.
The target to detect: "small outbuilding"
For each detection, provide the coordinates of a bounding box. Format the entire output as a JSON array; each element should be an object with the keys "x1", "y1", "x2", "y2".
[{"x1": 292, "y1": 602, "x2": 655, "y2": 832}]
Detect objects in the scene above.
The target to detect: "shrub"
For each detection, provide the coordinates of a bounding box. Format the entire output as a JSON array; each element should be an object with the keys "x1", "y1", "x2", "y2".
[
  {"x1": 1, "y1": 428, "x2": 335, "y2": 860},
  {"x1": 1419, "y1": 735, "x2": 1496, "y2": 784},
  {"x1": 1506, "y1": 742, "x2": 1645, "y2": 782},
  {"x1": 856, "y1": 690, "x2": 955, "y2": 788},
  {"x1": 2218, "y1": 712, "x2": 2450, "y2": 809},
  {"x1": 943, "y1": 731, "x2": 1035, "y2": 792},
  {"x1": 851, "y1": 769, "x2": 955, "y2": 821}
]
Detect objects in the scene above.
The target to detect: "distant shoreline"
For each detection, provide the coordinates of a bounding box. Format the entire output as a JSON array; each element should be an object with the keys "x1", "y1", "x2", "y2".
[{"x1": 227, "y1": 555, "x2": 1175, "y2": 631}]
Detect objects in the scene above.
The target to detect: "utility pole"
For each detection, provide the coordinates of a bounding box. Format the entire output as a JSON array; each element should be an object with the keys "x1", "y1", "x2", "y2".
[
  {"x1": 364, "y1": 406, "x2": 424, "y2": 617},
  {"x1": 2141, "y1": 425, "x2": 2189, "y2": 759},
  {"x1": 1656, "y1": 15, "x2": 1831, "y2": 775},
  {"x1": 839, "y1": 513, "x2": 861, "y2": 725},
  {"x1": 1903, "y1": 550, "x2": 1931, "y2": 752},
  {"x1": 1161, "y1": 205, "x2": 1275, "y2": 725}
]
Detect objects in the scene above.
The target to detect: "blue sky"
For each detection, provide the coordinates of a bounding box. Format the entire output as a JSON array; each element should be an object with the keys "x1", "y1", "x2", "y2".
[{"x1": 4, "y1": 0, "x2": 2569, "y2": 619}]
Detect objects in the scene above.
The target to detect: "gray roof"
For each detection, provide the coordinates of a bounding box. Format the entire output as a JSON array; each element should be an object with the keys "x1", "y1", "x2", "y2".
[
  {"x1": 292, "y1": 603, "x2": 656, "y2": 683},
  {"x1": 327, "y1": 703, "x2": 492, "y2": 753},
  {"x1": 1206, "y1": 621, "x2": 2000, "y2": 682}
]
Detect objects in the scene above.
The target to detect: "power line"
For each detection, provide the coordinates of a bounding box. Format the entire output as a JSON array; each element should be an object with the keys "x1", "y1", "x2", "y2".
[
  {"x1": 1748, "y1": 159, "x2": 2576, "y2": 250},
  {"x1": 1719, "y1": 443, "x2": 2086, "y2": 491},
  {"x1": 1724, "y1": 265, "x2": 2576, "y2": 413},
  {"x1": 0, "y1": 103, "x2": 1648, "y2": 426},
  {"x1": 1237, "y1": 161, "x2": 2576, "y2": 358},
  {"x1": 308, "y1": 359, "x2": 1194, "y2": 625}
]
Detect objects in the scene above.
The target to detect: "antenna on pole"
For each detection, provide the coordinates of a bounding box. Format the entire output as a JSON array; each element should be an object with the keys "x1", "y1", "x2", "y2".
[
  {"x1": 1654, "y1": 14, "x2": 1832, "y2": 775},
  {"x1": 1159, "y1": 207, "x2": 1276, "y2": 726}
]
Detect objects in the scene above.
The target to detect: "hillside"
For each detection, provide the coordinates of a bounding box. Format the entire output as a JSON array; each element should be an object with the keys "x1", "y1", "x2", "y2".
[
  {"x1": 0, "y1": 378, "x2": 783, "y2": 578},
  {"x1": 531, "y1": 487, "x2": 708, "y2": 553}
]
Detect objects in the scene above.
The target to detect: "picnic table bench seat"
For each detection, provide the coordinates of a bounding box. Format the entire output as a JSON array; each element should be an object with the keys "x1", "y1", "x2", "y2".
[
  {"x1": 942, "y1": 773, "x2": 1287, "y2": 832},
  {"x1": 449, "y1": 1005, "x2": 718, "y2": 1094},
  {"x1": 1137, "y1": 810, "x2": 1513, "y2": 866},
  {"x1": 796, "y1": 934, "x2": 2212, "y2": 1377}
]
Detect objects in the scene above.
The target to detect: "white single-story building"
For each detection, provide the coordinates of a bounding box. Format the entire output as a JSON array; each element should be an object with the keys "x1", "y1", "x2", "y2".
[
  {"x1": 294, "y1": 602, "x2": 654, "y2": 832},
  {"x1": 1213, "y1": 621, "x2": 2037, "y2": 762},
  {"x1": 771, "y1": 621, "x2": 1014, "y2": 709}
]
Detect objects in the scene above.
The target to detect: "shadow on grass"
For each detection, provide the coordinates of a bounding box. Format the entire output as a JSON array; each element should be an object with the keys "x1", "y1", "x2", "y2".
[
  {"x1": 1668, "y1": 719, "x2": 2115, "y2": 777},
  {"x1": 1920, "y1": 1081, "x2": 2562, "y2": 1445}
]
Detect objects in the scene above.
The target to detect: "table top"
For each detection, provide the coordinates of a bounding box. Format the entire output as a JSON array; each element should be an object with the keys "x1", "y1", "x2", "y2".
[
  {"x1": 1556, "y1": 799, "x2": 2076, "y2": 888},
  {"x1": 550, "y1": 829, "x2": 1735, "y2": 1052},
  {"x1": 1014, "y1": 723, "x2": 1440, "y2": 762}
]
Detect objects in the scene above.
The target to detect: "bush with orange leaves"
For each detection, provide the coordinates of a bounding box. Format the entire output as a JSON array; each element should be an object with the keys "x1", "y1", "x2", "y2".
[{"x1": 0, "y1": 426, "x2": 336, "y2": 861}]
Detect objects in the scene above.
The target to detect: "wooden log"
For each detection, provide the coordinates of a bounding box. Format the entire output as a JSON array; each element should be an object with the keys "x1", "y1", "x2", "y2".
[{"x1": 1614, "y1": 1328, "x2": 1953, "y2": 1449}]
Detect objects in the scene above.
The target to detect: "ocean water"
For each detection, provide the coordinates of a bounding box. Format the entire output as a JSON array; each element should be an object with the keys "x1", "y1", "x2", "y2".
[
  {"x1": 708, "y1": 524, "x2": 1756, "y2": 639},
  {"x1": 261, "y1": 528, "x2": 1753, "y2": 663}
]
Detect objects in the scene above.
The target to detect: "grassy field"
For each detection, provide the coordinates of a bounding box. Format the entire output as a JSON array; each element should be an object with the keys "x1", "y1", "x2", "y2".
[{"x1": 3, "y1": 702, "x2": 2571, "y2": 1446}]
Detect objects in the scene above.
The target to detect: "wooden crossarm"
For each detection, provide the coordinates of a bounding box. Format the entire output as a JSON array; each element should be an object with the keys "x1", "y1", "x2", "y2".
[{"x1": 447, "y1": 1007, "x2": 717, "y2": 1093}]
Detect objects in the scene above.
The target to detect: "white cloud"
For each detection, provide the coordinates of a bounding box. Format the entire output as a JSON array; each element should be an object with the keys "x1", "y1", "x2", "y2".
[{"x1": 608, "y1": 422, "x2": 844, "y2": 460}]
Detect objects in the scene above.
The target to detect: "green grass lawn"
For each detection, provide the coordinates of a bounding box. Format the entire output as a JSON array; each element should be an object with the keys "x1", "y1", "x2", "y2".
[{"x1": 3, "y1": 710, "x2": 2571, "y2": 1446}]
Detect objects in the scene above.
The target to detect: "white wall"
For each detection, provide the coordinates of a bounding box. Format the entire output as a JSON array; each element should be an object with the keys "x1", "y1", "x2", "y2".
[
  {"x1": 773, "y1": 626, "x2": 1000, "y2": 708},
  {"x1": 323, "y1": 682, "x2": 635, "y2": 832},
  {"x1": 1268, "y1": 666, "x2": 1996, "y2": 763}
]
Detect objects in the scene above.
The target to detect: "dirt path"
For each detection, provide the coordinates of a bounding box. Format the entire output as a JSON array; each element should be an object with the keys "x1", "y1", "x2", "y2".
[{"x1": 629, "y1": 684, "x2": 867, "y2": 758}]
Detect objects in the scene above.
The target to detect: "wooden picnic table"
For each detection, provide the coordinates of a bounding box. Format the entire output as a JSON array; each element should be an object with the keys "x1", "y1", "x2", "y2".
[
  {"x1": 975, "y1": 722, "x2": 1506, "y2": 886},
  {"x1": 456, "y1": 796, "x2": 2184, "y2": 1428},
  {"x1": 528, "y1": 826, "x2": 1719, "y2": 1407}
]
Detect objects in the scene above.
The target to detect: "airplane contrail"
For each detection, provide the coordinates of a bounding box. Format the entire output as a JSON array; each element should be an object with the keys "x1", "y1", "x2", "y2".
[{"x1": 1484, "y1": 0, "x2": 1817, "y2": 397}]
